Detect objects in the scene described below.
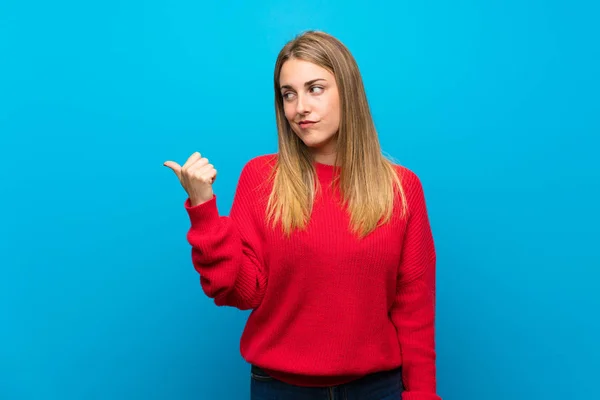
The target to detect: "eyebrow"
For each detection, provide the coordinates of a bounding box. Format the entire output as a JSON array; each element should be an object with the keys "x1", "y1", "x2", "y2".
[{"x1": 280, "y1": 78, "x2": 327, "y2": 91}]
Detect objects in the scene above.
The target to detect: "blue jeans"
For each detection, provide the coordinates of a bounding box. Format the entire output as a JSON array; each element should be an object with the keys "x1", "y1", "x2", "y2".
[{"x1": 250, "y1": 365, "x2": 404, "y2": 400}]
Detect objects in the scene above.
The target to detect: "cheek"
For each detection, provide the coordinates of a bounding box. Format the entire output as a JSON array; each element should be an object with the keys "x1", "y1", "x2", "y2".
[
  {"x1": 326, "y1": 98, "x2": 341, "y2": 128},
  {"x1": 283, "y1": 103, "x2": 295, "y2": 121},
  {"x1": 322, "y1": 91, "x2": 337, "y2": 113},
  {"x1": 282, "y1": 104, "x2": 301, "y2": 135}
]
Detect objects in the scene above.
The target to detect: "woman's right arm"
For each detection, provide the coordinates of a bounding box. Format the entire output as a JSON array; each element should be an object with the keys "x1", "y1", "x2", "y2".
[{"x1": 183, "y1": 160, "x2": 268, "y2": 310}]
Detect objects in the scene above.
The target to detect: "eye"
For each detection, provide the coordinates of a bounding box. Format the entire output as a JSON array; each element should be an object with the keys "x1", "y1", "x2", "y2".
[
  {"x1": 282, "y1": 92, "x2": 296, "y2": 101},
  {"x1": 310, "y1": 86, "x2": 324, "y2": 94}
]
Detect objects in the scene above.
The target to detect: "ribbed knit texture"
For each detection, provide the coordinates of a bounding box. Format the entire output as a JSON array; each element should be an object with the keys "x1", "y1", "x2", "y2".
[{"x1": 184, "y1": 154, "x2": 440, "y2": 400}]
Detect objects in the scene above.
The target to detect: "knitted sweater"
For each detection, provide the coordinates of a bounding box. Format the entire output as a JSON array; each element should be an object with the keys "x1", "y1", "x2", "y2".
[{"x1": 184, "y1": 154, "x2": 440, "y2": 400}]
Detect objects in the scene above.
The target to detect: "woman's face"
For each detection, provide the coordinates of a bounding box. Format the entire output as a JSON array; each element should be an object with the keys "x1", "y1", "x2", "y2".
[{"x1": 279, "y1": 58, "x2": 340, "y2": 164}]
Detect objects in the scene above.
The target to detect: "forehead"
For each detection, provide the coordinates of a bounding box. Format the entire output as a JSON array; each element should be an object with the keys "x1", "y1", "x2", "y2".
[{"x1": 279, "y1": 59, "x2": 334, "y2": 86}]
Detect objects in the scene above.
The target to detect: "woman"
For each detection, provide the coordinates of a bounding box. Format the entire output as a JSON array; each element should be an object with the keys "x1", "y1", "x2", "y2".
[{"x1": 164, "y1": 31, "x2": 441, "y2": 400}]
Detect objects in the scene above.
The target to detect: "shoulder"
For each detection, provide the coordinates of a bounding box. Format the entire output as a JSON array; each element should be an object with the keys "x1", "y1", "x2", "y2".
[
  {"x1": 244, "y1": 153, "x2": 278, "y2": 172},
  {"x1": 391, "y1": 163, "x2": 423, "y2": 189},
  {"x1": 390, "y1": 163, "x2": 428, "y2": 211},
  {"x1": 235, "y1": 153, "x2": 278, "y2": 190}
]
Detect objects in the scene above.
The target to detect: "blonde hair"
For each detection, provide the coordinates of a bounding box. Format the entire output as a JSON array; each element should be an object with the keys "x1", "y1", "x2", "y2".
[{"x1": 266, "y1": 30, "x2": 408, "y2": 238}]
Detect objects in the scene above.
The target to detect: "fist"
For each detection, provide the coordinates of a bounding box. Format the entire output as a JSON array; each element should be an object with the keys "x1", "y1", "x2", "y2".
[{"x1": 164, "y1": 152, "x2": 217, "y2": 206}]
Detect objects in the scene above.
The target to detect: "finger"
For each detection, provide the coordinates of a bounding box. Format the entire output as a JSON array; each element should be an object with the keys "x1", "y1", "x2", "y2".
[
  {"x1": 194, "y1": 163, "x2": 215, "y2": 176},
  {"x1": 187, "y1": 157, "x2": 210, "y2": 174},
  {"x1": 206, "y1": 167, "x2": 217, "y2": 184},
  {"x1": 194, "y1": 164, "x2": 217, "y2": 183},
  {"x1": 163, "y1": 161, "x2": 182, "y2": 179},
  {"x1": 182, "y1": 152, "x2": 201, "y2": 171},
  {"x1": 206, "y1": 170, "x2": 217, "y2": 184}
]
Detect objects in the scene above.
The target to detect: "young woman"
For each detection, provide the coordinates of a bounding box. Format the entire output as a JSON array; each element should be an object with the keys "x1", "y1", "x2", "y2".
[{"x1": 164, "y1": 31, "x2": 441, "y2": 400}]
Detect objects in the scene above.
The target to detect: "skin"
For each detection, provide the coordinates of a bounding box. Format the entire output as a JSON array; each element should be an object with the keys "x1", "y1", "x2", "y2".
[
  {"x1": 279, "y1": 58, "x2": 341, "y2": 166},
  {"x1": 163, "y1": 152, "x2": 216, "y2": 206},
  {"x1": 164, "y1": 59, "x2": 342, "y2": 206}
]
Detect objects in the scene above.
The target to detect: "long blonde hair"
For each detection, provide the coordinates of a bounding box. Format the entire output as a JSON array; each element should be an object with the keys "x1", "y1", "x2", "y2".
[{"x1": 266, "y1": 30, "x2": 408, "y2": 238}]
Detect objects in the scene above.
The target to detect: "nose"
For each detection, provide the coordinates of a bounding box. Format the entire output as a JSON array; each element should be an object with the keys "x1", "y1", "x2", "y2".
[{"x1": 295, "y1": 93, "x2": 310, "y2": 115}]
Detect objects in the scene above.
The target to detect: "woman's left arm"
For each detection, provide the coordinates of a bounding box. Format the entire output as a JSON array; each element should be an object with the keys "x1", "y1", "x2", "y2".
[{"x1": 390, "y1": 170, "x2": 441, "y2": 400}]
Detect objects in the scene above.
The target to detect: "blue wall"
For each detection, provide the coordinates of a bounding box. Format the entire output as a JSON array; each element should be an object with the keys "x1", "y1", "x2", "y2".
[{"x1": 1, "y1": 1, "x2": 598, "y2": 399}]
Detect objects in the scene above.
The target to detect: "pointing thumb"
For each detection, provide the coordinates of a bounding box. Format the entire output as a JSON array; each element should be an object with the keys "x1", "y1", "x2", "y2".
[{"x1": 163, "y1": 161, "x2": 182, "y2": 180}]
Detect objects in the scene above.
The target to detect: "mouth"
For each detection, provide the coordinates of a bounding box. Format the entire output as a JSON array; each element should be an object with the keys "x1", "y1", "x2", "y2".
[{"x1": 298, "y1": 120, "x2": 317, "y2": 129}]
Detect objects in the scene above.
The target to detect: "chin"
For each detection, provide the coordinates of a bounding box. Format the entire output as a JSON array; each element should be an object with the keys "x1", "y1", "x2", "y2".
[
  {"x1": 294, "y1": 127, "x2": 336, "y2": 148},
  {"x1": 301, "y1": 139, "x2": 327, "y2": 149}
]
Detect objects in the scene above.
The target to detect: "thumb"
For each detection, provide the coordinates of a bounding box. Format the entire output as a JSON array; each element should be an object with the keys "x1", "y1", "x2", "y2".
[{"x1": 163, "y1": 161, "x2": 182, "y2": 180}]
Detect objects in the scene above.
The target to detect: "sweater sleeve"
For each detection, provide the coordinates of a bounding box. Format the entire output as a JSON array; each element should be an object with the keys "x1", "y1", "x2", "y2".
[
  {"x1": 184, "y1": 160, "x2": 268, "y2": 310},
  {"x1": 390, "y1": 170, "x2": 441, "y2": 400}
]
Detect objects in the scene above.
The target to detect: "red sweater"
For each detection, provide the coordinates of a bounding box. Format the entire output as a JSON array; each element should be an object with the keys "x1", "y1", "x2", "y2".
[{"x1": 184, "y1": 154, "x2": 440, "y2": 400}]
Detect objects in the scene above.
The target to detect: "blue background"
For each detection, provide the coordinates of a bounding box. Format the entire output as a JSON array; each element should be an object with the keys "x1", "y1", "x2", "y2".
[{"x1": 1, "y1": 1, "x2": 598, "y2": 399}]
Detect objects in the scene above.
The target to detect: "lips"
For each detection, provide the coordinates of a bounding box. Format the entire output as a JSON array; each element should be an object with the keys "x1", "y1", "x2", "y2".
[{"x1": 298, "y1": 120, "x2": 317, "y2": 128}]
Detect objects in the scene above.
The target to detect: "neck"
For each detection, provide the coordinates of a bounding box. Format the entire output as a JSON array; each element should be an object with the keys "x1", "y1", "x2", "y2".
[
  {"x1": 309, "y1": 135, "x2": 338, "y2": 165},
  {"x1": 313, "y1": 154, "x2": 337, "y2": 166},
  {"x1": 311, "y1": 144, "x2": 338, "y2": 166}
]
